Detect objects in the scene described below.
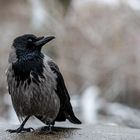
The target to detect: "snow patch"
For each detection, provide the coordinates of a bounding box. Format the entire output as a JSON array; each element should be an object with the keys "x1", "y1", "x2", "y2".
[{"x1": 81, "y1": 86, "x2": 100, "y2": 124}]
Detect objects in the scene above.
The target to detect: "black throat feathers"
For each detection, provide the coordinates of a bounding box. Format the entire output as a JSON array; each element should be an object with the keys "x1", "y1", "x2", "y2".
[{"x1": 12, "y1": 50, "x2": 45, "y2": 86}]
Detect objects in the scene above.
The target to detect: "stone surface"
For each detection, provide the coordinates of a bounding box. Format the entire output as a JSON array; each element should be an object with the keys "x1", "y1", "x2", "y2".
[{"x1": 1, "y1": 123, "x2": 140, "y2": 140}]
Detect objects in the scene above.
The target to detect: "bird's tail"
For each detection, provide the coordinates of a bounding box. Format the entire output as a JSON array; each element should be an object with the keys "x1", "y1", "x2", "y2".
[
  {"x1": 65, "y1": 102, "x2": 82, "y2": 124},
  {"x1": 67, "y1": 113, "x2": 82, "y2": 124}
]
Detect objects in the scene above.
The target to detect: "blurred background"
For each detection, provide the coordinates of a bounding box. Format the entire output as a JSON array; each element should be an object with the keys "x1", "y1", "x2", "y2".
[{"x1": 1, "y1": 0, "x2": 140, "y2": 128}]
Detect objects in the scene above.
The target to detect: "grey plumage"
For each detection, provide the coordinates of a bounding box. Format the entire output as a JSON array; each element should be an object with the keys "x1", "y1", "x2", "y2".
[
  {"x1": 6, "y1": 34, "x2": 81, "y2": 133},
  {"x1": 7, "y1": 56, "x2": 60, "y2": 123}
]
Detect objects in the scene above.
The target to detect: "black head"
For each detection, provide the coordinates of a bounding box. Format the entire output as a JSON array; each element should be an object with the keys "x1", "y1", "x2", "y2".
[
  {"x1": 11, "y1": 34, "x2": 55, "y2": 84},
  {"x1": 13, "y1": 34, "x2": 55, "y2": 52}
]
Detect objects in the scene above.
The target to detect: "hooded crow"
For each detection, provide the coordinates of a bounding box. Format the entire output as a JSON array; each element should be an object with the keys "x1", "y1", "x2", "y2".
[{"x1": 6, "y1": 34, "x2": 81, "y2": 133}]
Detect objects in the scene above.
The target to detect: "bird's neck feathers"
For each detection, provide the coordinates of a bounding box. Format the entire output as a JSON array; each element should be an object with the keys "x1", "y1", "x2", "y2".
[
  {"x1": 16, "y1": 49, "x2": 43, "y2": 62},
  {"x1": 11, "y1": 49, "x2": 44, "y2": 83},
  {"x1": 13, "y1": 49, "x2": 44, "y2": 70}
]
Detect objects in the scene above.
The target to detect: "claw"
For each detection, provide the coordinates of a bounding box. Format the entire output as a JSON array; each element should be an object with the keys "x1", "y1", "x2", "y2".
[
  {"x1": 23, "y1": 127, "x2": 34, "y2": 132},
  {"x1": 7, "y1": 129, "x2": 17, "y2": 133},
  {"x1": 7, "y1": 127, "x2": 34, "y2": 133},
  {"x1": 39, "y1": 125, "x2": 56, "y2": 134}
]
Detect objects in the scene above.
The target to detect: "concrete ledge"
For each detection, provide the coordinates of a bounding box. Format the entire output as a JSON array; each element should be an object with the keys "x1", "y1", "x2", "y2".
[{"x1": 0, "y1": 124, "x2": 140, "y2": 140}]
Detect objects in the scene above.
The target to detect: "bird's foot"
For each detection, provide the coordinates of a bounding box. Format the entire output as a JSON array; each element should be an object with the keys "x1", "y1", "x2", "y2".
[
  {"x1": 40, "y1": 125, "x2": 56, "y2": 134},
  {"x1": 7, "y1": 127, "x2": 34, "y2": 133}
]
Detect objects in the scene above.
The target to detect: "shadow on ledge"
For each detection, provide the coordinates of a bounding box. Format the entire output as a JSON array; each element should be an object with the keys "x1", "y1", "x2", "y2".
[
  {"x1": 1, "y1": 124, "x2": 140, "y2": 140},
  {"x1": 2, "y1": 126, "x2": 81, "y2": 140}
]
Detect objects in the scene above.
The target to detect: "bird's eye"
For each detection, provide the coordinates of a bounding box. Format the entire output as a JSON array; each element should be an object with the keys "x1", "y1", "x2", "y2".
[{"x1": 28, "y1": 38, "x2": 33, "y2": 42}]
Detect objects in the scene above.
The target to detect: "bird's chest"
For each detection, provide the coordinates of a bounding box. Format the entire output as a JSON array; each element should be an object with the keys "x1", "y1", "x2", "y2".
[{"x1": 7, "y1": 64, "x2": 60, "y2": 120}]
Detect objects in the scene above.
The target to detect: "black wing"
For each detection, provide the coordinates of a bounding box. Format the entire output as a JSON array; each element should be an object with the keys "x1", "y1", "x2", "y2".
[{"x1": 48, "y1": 61, "x2": 81, "y2": 124}]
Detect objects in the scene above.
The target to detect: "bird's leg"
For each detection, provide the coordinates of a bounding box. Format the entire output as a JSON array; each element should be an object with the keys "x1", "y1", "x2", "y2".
[
  {"x1": 44, "y1": 123, "x2": 55, "y2": 134},
  {"x1": 51, "y1": 121, "x2": 55, "y2": 129},
  {"x1": 40, "y1": 122, "x2": 55, "y2": 134},
  {"x1": 48, "y1": 124, "x2": 52, "y2": 132},
  {"x1": 7, "y1": 116, "x2": 34, "y2": 133}
]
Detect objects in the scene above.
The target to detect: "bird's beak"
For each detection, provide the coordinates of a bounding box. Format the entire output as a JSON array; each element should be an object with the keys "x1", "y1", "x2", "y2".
[{"x1": 34, "y1": 36, "x2": 55, "y2": 47}]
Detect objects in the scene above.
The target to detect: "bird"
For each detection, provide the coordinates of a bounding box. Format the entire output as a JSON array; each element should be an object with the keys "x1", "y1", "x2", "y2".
[{"x1": 6, "y1": 34, "x2": 81, "y2": 133}]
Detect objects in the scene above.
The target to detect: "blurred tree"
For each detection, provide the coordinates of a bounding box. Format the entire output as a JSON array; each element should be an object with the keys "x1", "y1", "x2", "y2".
[{"x1": 58, "y1": 0, "x2": 71, "y2": 12}]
